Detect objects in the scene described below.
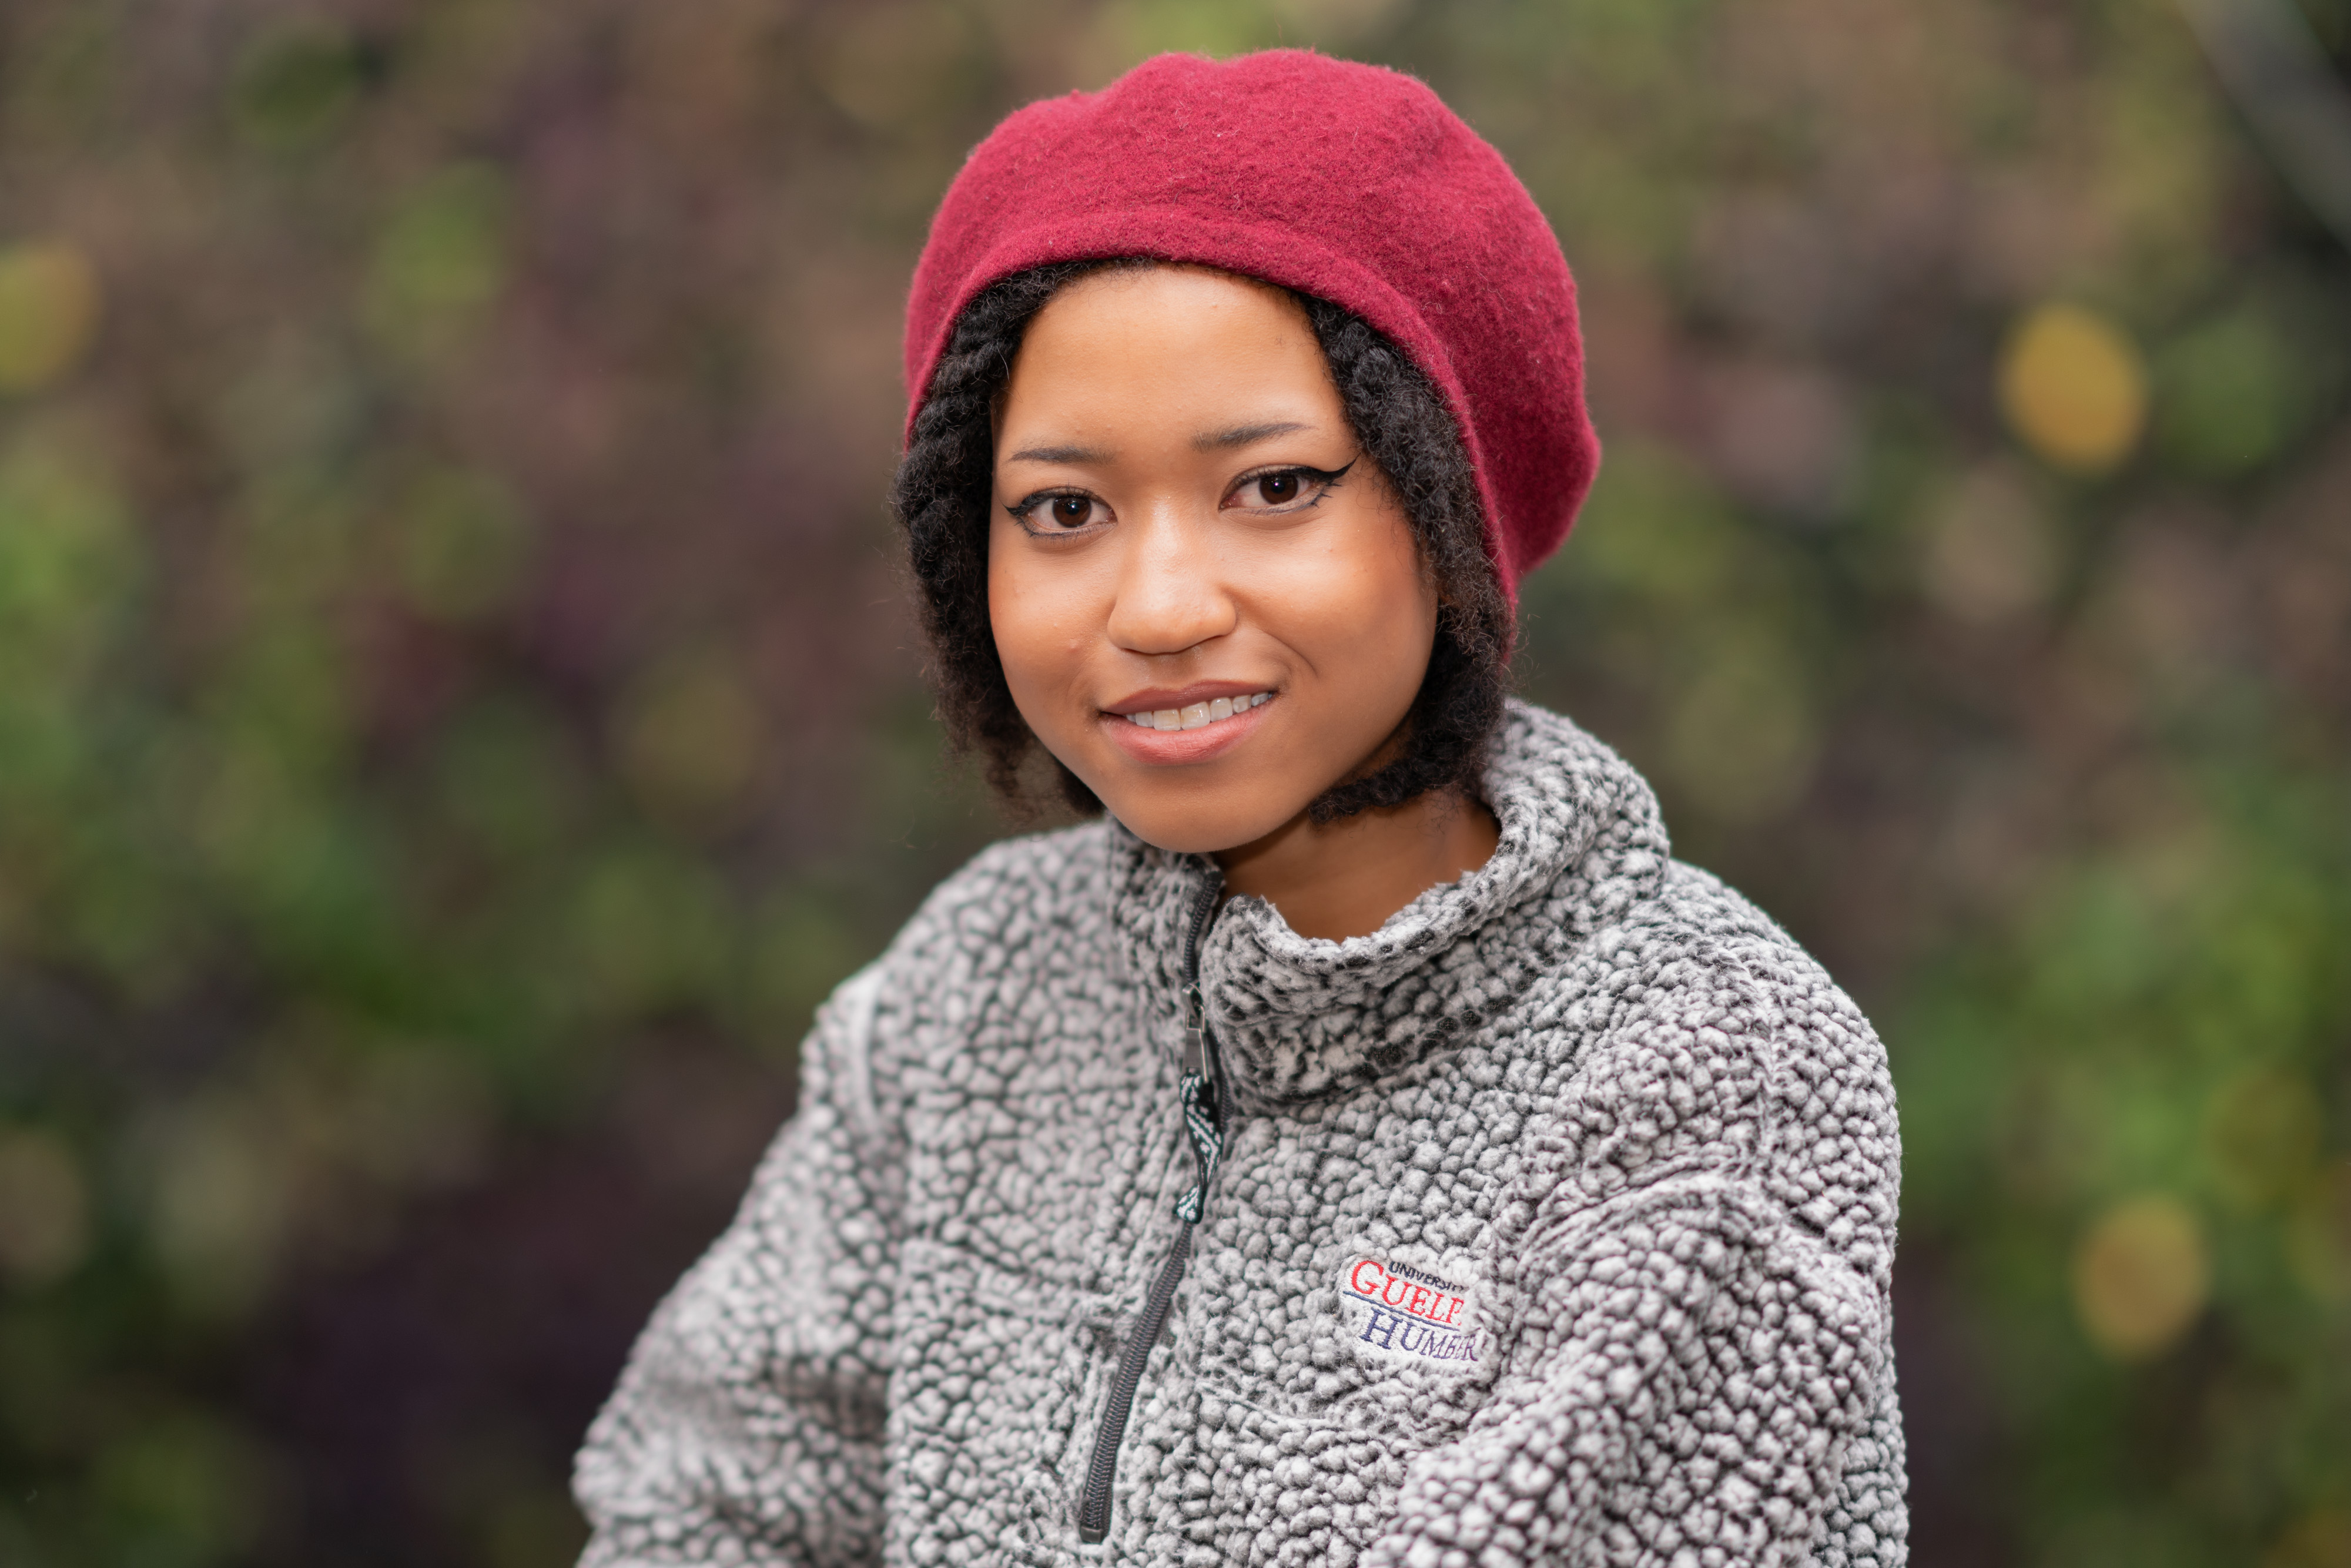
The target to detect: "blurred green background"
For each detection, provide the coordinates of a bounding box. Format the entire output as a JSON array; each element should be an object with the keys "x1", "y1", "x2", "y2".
[{"x1": 0, "y1": 0, "x2": 2346, "y2": 1563}]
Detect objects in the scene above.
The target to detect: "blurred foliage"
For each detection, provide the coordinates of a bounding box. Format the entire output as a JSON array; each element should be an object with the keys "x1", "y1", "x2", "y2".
[{"x1": 0, "y1": 1, "x2": 2345, "y2": 1565}]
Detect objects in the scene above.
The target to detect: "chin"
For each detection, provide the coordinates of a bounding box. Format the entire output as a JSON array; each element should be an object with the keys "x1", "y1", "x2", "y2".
[{"x1": 1088, "y1": 783, "x2": 1298, "y2": 858}]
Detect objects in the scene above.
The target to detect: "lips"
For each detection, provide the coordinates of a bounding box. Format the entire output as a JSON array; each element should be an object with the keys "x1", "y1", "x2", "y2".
[
  {"x1": 1099, "y1": 688, "x2": 1274, "y2": 765},
  {"x1": 1120, "y1": 691, "x2": 1274, "y2": 732},
  {"x1": 1104, "y1": 679, "x2": 1275, "y2": 717}
]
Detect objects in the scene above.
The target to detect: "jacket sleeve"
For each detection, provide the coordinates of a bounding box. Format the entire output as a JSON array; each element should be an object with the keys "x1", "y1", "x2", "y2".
[
  {"x1": 574, "y1": 961, "x2": 903, "y2": 1568},
  {"x1": 1365, "y1": 932, "x2": 1903, "y2": 1568}
]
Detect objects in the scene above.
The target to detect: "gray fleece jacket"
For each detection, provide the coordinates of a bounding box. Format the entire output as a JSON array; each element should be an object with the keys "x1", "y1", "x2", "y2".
[{"x1": 574, "y1": 701, "x2": 1907, "y2": 1567}]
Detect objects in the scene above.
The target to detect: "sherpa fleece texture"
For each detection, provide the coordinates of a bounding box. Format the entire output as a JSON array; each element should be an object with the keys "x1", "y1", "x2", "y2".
[
  {"x1": 574, "y1": 701, "x2": 1908, "y2": 1567},
  {"x1": 902, "y1": 50, "x2": 1599, "y2": 598}
]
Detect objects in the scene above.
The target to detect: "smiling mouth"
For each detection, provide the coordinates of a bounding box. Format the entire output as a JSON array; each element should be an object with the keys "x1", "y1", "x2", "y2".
[{"x1": 1118, "y1": 692, "x2": 1274, "y2": 732}]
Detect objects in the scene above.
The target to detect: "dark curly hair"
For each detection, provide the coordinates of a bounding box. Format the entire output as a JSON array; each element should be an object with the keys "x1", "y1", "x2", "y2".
[{"x1": 890, "y1": 260, "x2": 1509, "y2": 821}]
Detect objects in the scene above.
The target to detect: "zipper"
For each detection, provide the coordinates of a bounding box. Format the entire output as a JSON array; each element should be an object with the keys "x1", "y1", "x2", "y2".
[{"x1": 1076, "y1": 877, "x2": 1228, "y2": 1546}]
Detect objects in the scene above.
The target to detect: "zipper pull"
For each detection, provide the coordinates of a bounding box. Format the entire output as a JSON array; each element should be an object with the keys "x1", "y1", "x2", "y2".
[{"x1": 1180, "y1": 981, "x2": 1205, "y2": 1076}]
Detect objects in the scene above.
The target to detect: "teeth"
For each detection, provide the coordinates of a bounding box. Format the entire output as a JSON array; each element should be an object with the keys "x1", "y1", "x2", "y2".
[{"x1": 1124, "y1": 692, "x2": 1272, "y2": 729}]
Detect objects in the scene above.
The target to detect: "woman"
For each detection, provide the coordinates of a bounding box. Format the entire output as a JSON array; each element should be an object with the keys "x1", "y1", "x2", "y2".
[{"x1": 576, "y1": 50, "x2": 1906, "y2": 1568}]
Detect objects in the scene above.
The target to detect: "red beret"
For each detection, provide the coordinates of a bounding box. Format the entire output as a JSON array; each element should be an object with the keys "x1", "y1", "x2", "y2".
[{"x1": 903, "y1": 49, "x2": 1600, "y2": 601}]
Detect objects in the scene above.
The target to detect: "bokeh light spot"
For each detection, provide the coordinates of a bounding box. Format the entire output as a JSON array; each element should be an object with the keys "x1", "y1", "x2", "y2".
[
  {"x1": 2266, "y1": 1508, "x2": 2351, "y2": 1568},
  {"x1": 613, "y1": 647, "x2": 768, "y2": 830},
  {"x1": 1081, "y1": 0, "x2": 1280, "y2": 81},
  {"x1": 1665, "y1": 633, "x2": 1820, "y2": 824},
  {"x1": 432, "y1": 699, "x2": 583, "y2": 858},
  {"x1": 344, "y1": 1048, "x2": 495, "y2": 1195},
  {"x1": 2203, "y1": 1064, "x2": 2323, "y2": 1209},
  {"x1": 2156, "y1": 305, "x2": 2306, "y2": 478},
  {"x1": 0, "y1": 240, "x2": 102, "y2": 394},
  {"x1": 142, "y1": 1096, "x2": 293, "y2": 1318},
  {"x1": 820, "y1": 3, "x2": 979, "y2": 131},
  {"x1": 1921, "y1": 461, "x2": 2058, "y2": 624},
  {"x1": 0, "y1": 1128, "x2": 91, "y2": 1285},
  {"x1": 393, "y1": 465, "x2": 532, "y2": 621},
  {"x1": 1998, "y1": 303, "x2": 2149, "y2": 475},
  {"x1": 0, "y1": 438, "x2": 138, "y2": 688},
  {"x1": 2071, "y1": 1194, "x2": 2210, "y2": 1359},
  {"x1": 749, "y1": 887, "x2": 862, "y2": 1043},
  {"x1": 1269, "y1": 0, "x2": 1409, "y2": 43},
  {"x1": 364, "y1": 164, "x2": 511, "y2": 353},
  {"x1": 231, "y1": 21, "x2": 368, "y2": 150},
  {"x1": 92, "y1": 1415, "x2": 272, "y2": 1562},
  {"x1": 2286, "y1": 1158, "x2": 2351, "y2": 1305},
  {"x1": 481, "y1": 1483, "x2": 591, "y2": 1568},
  {"x1": 569, "y1": 848, "x2": 734, "y2": 1020}
]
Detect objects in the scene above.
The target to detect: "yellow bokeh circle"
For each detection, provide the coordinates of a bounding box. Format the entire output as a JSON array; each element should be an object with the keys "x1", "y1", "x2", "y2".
[
  {"x1": 1998, "y1": 302, "x2": 2148, "y2": 475},
  {"x1": 2071, "y1": 1194, "x2": 2209, "y2": 1359},
  {"x1": 2265, "y1": 1508, "x2": 2351, "y2": 1568},
  {"x1": 0, "y1": 240, "x2": 102, "y2": 394}
]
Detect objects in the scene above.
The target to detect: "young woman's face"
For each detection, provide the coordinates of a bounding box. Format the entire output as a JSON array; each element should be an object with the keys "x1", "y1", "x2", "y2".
[{"x1": 988, "y1": 265, "x2": 1437, "y2": 854}]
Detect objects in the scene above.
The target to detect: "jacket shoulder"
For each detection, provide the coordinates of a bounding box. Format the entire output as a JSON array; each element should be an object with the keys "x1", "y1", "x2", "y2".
[
  {"x1": 902, "y1": 816, "x2": 1111, "y2": 934},
  {"x1": 1553, "y1": 856, "x2": 1898, "y2": 1289},
  {"x1": 856, "y1": 818, "x2": 1117, "y2": 1010},
  {"x1": 1606, "y1": 857, "x2": 1860, "y2": 1017}
]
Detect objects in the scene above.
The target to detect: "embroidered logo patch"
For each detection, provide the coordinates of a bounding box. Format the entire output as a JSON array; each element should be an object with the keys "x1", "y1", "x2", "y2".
[{"x1": 1338, "y1": 1255, "x2": 1481, "y2": 1367}]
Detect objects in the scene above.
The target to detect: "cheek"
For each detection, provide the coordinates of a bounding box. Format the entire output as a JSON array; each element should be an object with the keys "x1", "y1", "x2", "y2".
[
  {"x1": 986, "y1": 552, "x2": 1045, "y2": 693},
  {"x1": 1264, "y1": 512, "x2": 1437, "y2": 689},
  {"x1": 986, "y1": 525, "x2": 1093, "y2": 711}
]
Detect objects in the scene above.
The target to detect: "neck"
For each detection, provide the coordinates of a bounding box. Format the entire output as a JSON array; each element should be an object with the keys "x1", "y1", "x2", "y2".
[{"x1": 1214, "y1": 788, "x2": 1501, "y2": 943}]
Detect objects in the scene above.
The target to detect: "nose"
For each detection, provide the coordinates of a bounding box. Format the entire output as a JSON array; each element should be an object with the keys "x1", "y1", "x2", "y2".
[{"x1": 1103, "y1": 504, "x2": 1236, "y2": 656}]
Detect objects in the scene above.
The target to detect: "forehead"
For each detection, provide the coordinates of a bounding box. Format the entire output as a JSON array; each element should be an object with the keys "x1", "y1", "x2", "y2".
[
  {"x1": 1036, "y1": 261, "x2": 1304, "y2": 327},
  {"x1": 1001, "y1": 265, "x2": 1337, "y2": 433}
]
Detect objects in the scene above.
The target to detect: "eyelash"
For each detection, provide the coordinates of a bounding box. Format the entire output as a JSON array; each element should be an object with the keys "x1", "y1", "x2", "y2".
[{"x1": 1005, "y1": 461, "x2": 1356, "y2": 536}]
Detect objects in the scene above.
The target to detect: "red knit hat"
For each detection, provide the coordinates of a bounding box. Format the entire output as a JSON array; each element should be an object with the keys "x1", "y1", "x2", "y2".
[{"x1": 903, "y1": 49, "x2": 1599, "y2": 601}]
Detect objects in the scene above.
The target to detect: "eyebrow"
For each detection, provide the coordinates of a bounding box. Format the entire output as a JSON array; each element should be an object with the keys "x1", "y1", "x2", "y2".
[
  {"x1": 1005, "y1": 442, "x2": 1111, "y2": 464},
  {"x1": 1194, "y1": 420, "x2": 1310, "y2": 451},
  {"x1": 1003, "y1": 420, "x2": 1314, "y2": 466}
]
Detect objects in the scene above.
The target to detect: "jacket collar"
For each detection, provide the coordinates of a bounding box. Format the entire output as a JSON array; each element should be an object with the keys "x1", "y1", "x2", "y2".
[{"x1": 1108, "y1": 701, "x2": 1671, "y2": 1112}]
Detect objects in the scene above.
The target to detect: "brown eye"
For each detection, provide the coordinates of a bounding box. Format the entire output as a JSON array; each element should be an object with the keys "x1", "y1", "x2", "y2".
[
  {"x1": 1257, "y1": 472, "x2": 1300, "y2": 504},
  {"x1": 1051, "y1": 495, "x2": 1092, "y2": 527}
]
